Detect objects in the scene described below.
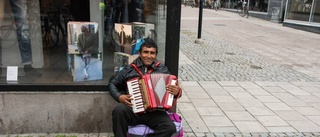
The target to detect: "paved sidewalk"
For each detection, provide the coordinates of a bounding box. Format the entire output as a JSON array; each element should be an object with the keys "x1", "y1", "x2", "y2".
[{"x1": 178, "y1": 6, "x2": 320, "y2": 137}]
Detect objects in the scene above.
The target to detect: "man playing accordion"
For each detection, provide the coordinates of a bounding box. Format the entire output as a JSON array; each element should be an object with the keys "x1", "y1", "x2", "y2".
[{"x1": 108, "y1": 38, "x2": 182, "y2": 137}]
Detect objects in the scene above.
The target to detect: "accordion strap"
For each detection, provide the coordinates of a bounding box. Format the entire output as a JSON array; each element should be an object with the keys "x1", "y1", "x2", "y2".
[{"x1": 131, "y1": 62, "x2": 161, "y2": 76}]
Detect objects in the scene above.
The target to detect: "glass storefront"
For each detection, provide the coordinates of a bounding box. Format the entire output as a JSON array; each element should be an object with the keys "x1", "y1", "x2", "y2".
[
  {"x1": 0, "y1": 0, "x2": 169, "y2": 86},
  {"x1": 285, "y1": 0, "x2": 320, "y2": 23},
  {"x1": 286, "y1": 0, "x2": 312, "y2": 21},
  {"x1": 220, "y1": 0, "x2": 269, "y2": 12},
  {"x1": 311, "y1": 0, "x2": 320, "y2": 23}
]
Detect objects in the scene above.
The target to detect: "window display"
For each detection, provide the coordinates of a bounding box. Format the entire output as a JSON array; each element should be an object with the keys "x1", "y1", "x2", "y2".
[
  {"x1": 67, "y1": 22, "x2": 102, "y2": 81},
  {"x1": 114, "y1": 22, "x2": 155, "y2": 54},
  {"x1": 0, "y1": 0, "x2": 169, "y2": 87},
  {"x1": 113, "y1": 22, "x2": 155, "y2": 75},
  {"x1": 0, "y1": 0, "x2": 43, "y2": 78},
  {"x1": 286, "y1": 0, "x2": 313, "y2": 21},
  {"x1": 220, "y1": 0, "x2": 269, "y2": 12},
  {"x1": 113, "y1": 52, "x2": 139, "y2": 74},
  {"x1": 285, "y1": 0, "x2": 320, "y2": 24}
]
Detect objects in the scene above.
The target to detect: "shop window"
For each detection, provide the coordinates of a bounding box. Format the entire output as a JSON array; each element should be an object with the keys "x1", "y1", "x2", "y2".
[
  {"x1": 311, "y1": 0, "x2": 320, "y2": 23},
  {"x1": 286, "y1": 0, "x2": 313, "y2": 21},
  {"x1": 0, "y1": 0, "x2": 168, "y2": 87},
  {"x1": 249, "y1": 0, "x2": 269, "y2": 12},
  {"x1": 219, "y1": 0, "x2": 268, "y2": 12}
]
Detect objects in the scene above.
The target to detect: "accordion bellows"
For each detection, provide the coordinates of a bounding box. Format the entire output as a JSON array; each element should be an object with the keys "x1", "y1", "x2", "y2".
[{"x1": 127, "y1": 73, "x2": 177, "y2": 113}]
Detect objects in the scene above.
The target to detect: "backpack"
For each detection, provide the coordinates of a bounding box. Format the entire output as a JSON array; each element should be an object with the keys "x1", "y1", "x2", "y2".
[{"x1": 127, "y1": 112, "x2": 184, "y2": 137}]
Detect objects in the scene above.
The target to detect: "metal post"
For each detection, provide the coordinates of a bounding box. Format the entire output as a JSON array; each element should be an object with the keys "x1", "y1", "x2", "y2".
[
  {"x1": 247, "y1": 0, "x2": 250, "y2": 11},
  {"x1": 197, "y1": 0, "x2": 203, "y2": 39},
  {"x1": 165, "y1": 0, "x2": 181, "y2": 77},
  {"x1": 163, "y1": 0, "x2": 166, "y2": 17},
  {"x1": 165, "y1": 0, "x2": 182, "y2": 113}
]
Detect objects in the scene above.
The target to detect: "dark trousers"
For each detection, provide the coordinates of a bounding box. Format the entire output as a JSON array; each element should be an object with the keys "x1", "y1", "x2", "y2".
[
  {"x1": 120, "y1": 45, "x2": 125, "y2": 53},
  {"x1": 114, "y1": 0, "x2": 128, "y2": 23},
  {"x1": 7, "y1": 0, "x2": 32, "y2": 65},
  {"x1": 112, "y1": 104, "x2": 176, "y2": 137}
]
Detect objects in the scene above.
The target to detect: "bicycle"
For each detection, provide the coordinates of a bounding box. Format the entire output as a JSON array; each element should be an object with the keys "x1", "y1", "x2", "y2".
[
  {"x1": 237, "y1": 0, "x2": 249, "y2": 18},
  {"x1": 41, "y1": 15, "x2": 59, "y2": 49},
  {"x1": 47, "y1": 7, "x2": 69, "y2": 48},
  {"x1": 184, "y1": 0, "x2": 195, "y2": 8},
  {"x1": 41, "y1": 6, "x2": 73, "y2": 49}
]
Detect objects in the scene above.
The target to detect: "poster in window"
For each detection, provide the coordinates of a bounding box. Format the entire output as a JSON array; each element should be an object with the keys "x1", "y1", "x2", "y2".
[
  {"x1": 67, "y1": 21, "x2": 102, "y2": 81},
  {"x1": 114, "y1": 22, "x2": 155, "y2": 55}
]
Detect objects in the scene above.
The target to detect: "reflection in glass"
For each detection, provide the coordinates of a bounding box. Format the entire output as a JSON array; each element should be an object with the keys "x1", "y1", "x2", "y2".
[
  {"x1": 67, "y1": 22, "x2": 102, "y2": 82},
  {"x1": 0, "y1": 0, "x2": 43, "y2": 80},
  {"x1": 220, "y1": 0, "x2": 269, "y2": 12},
  {"x1": 311, "y1": 0, "x2": 320, "y2": 23},
  {"x1": 0, "y1": 0, "x2": 168, "y2": 84},
  {"x1": 286, "y1": 0, "x2": 312, "y2": 21},
  {"x1": 256, "y1": 0, "x2": 268, "y2": 12}
]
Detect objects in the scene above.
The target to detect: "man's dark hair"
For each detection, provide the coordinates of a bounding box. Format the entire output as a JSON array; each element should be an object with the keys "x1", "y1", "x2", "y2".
[{"x1": 139, "y1": 38, "x2": 158, "y2": 54}]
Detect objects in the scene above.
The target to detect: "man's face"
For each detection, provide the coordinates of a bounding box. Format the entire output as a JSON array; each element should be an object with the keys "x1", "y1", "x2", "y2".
[
  {"x1": 139, "y1": 47, "x2": 157, "y2": 66},
  {"x1": 81, "y1": 26, "x2": 88, "y2": 32}
]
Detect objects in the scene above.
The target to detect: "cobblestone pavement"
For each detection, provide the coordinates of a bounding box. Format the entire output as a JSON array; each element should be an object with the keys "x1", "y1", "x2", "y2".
[{"x1": 179, "y1": 30, "x2": 319, "y2": 82}]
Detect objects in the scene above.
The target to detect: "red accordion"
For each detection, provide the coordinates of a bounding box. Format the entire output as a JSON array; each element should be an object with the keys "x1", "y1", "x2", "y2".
[{"x1": 127, "y1": 73, "x2": 177, "y2": 113}]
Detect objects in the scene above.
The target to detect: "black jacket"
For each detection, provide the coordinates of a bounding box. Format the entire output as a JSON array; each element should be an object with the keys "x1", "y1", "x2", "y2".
[{"x1": 108, "y1": 57, "x2": 170, "y2": 102}]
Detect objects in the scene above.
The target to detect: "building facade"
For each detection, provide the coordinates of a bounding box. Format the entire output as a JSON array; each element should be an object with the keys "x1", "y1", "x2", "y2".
[
  {"x1": 283, "y1": 0, "x2": 320, "y2": 33},
  {"x1": 221, "y1": 0, "x2": 320, "y2": 33}
]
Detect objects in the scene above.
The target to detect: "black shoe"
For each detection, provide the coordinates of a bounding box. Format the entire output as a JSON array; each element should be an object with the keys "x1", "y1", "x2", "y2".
[{"x1": 24, "y1": 65, "x2": 42, "y2": 77}]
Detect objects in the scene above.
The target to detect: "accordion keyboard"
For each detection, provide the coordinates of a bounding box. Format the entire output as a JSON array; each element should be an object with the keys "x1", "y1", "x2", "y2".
[{"x1": 127, "y1": 78, "x2": 145, "y2": 113}]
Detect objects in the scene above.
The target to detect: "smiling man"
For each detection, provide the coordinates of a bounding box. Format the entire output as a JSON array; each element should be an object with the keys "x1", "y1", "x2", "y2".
[{"x1": 108, "y1": 38, "x2": 181, "y2": 137}]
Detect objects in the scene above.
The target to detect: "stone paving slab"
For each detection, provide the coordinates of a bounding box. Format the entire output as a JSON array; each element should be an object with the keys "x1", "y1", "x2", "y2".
[
  {"x1": 196, "y1": 106, "x2": 224, "y2": 116},
  {"x1": 224, "y1": 111, "x2": 256, "y2": 121},
  {"x1": 179, "y1": 80, "x2": 320, "y2": 136}
]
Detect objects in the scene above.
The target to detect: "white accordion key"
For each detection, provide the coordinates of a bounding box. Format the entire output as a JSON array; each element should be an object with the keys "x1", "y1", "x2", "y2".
[
  {"x1": 127, "y1": 79, "x2": 145, "y2": 113},
  {"x1": 167, "y1": 80, "x2": 176, "y2": 106}
]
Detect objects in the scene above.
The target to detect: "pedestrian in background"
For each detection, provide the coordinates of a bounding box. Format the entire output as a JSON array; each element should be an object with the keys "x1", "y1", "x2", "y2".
[{"x1": 214, "y1": 0, "x2": 220, "y2": 11}]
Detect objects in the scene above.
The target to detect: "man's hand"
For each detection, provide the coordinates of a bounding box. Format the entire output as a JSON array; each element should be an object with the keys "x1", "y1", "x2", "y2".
[
  {"x1": 166, "y1": 81, "x2": 181, "y2": 96},
  {"x1": 118, "y1": 94, "x2": 133, "y2": 107}
]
